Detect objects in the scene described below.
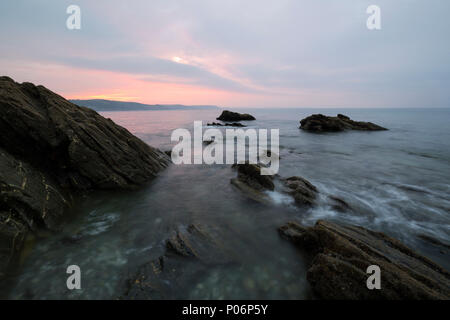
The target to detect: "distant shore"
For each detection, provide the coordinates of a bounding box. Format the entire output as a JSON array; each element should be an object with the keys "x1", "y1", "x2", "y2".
[{"x1": 70, "y1": 99, "x2": 220, "y2": 112}]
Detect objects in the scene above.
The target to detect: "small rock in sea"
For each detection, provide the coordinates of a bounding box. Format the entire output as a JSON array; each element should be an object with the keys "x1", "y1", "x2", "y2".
[
  {"x1": 217, "y1": 110, "x2": 256, "y2": 121},
  {"x1": 299, "y1": 114, "x2": 387, "y2": 132},
  {"x1": 207, "y1": 122, "x2": 224, "y2": 126},
  {"x1": 203, "y1": 139, "x2": 214, "y2": 145},
  {"x1": 230, "y1": 163, "x2": 275, "y2": 205},
  {"x1": 283, "y1": 176, "x2": 318, "y2": 207},
  {"x1": 230, "y1": 164, "x2": 318, "y2": 207},
  {"x1": 328, "y1": 195, "x2": 353, "y2": 212},
  {"x1": 232, "y1": 163, "x2": 275, "y2": 191},
  {"x1": 207, "y1": 122, "x2": 246, "y2": 127}
]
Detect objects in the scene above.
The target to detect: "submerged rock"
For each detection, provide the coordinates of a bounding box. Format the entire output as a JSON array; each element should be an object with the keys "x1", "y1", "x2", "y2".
[
  {"x1": 279, "y1": 220, "x2": 450, "y2": 299},
  {"x1": 328, "y1": 195, "x2": 353, "y2": 212},
  {"x1": 300, "y1": 114, "x2": 387, "y2": 132},
  {"x1": 216, "y1": 110, "x2": 256, "y2": 122},
  {"x1": 122, "y1": 224, "x2": 234, "y2": 299},
  {"x1": 0, "y1": 76, "x2": 170, "y2": 278}
]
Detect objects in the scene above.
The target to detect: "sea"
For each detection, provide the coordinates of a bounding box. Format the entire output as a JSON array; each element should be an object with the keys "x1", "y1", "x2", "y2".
[{"x1": 2, "y1": 107, "x2": 450, "y2": 299}]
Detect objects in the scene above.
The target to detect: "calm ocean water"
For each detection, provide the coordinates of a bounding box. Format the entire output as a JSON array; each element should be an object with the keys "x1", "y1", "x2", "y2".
[{"x1": 3, "y1": 108, "x2": 450, "y2": 299}]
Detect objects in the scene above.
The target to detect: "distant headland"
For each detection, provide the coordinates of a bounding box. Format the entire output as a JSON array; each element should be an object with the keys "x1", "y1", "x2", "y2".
[{"x1": 70, "y1": 99, "x2": 220, "y2": 112}]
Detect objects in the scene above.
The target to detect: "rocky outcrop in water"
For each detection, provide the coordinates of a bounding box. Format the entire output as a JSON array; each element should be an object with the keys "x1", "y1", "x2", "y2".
[
  {"x1": 230, "y1": 164, "x2": 318, "y2": 207},
  {"x1": 217, "y1": 110, "x2": 255, "y2": 122},
  {"x1": 279, "y1": 220, "x2": 450, "y2": 299},
  {"x1": 122, "y1": 224, "x2": 233, "y2": 299},
  {"x1": 0, "y1": 76, "x2": 170, "y2": 278},
  {"x1": 230, "y1": 164, "x2": 275, "y2": 205},
  {"x1": 300, "y1": 114, "x2": 387, "y2": 132},
  {"x1": 284, "y1": 176, "x2": 318, "y2": 207}
]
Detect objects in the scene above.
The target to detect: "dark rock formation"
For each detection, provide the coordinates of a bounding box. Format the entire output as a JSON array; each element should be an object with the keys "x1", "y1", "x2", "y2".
[
  {"x1": 300, "y1": 114, "x2": 387, "y2": 132},
  {"x1": 230, "y1": 164, "x2": 318, "y2": 207},
  {"x1": 207, "y1": 122, "x2": 246, "y2": 127},
  {"x1": 232, "y1": 163, "x2": 275, "y2": 191},
  {"x1": 0, "y1": 76, "x2": 169, "y2": 190},
  {"x1": 0, "y1": 76, "x2": 170, "y2": 278},
  {"x1": 230, "y1": 164, "x2": 275, "y2": 205},
  {"x1": 279, "y1": 220, "x2": 450, "y2": 299},
  {"x1": 216, "y1": 110, "x2": 255, "y2": 122},
  {"x1": 0, "y1": 149, "x2": 71, "y2": 277},
  {"x1": 122, "y1": 224, "x2": 233, "y2": 299},
  {"x1": 203, "y1": 138, "x2": 214, "y2": 145},
  {"x1": 284, "y1": 176, "x2": 318, "y2": 207}
]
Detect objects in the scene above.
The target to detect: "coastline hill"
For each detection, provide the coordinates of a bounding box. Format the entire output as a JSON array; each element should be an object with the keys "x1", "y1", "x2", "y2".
[{"x1": 70, "y1": 99, "x2": 220, "y2": 112}]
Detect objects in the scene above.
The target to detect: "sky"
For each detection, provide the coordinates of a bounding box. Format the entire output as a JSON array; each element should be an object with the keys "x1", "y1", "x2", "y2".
[{"x1": 0, "y1": 0, "x2": 449, "y2": 108}]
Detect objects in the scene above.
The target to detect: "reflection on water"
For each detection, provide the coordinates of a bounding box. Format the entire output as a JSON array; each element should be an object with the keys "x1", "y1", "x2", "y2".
[{"x1": 3, "y1": 108, "x2": 450, "y2": 299}]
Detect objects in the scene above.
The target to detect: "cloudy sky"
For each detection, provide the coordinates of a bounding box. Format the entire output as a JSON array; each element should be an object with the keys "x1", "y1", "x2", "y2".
[{"x1": 0, "y1": 0, "x2": 449, "y2": 108}]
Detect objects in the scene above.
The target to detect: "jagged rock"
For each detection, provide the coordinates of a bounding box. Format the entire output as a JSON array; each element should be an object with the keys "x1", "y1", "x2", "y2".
[
  {"x1": 230, "y1": 164, "x2": 275, "y2": 205},
  {"x1": 279, "y1": 220, "x2": 450, "y2": 299},
  {"x1": 232, "y1": 163, "x2": 275, "y2": 191},
  {"x1": 203, "y1": 138, "x2": 214, "y2": 145},
  {"x1": 284, "y1": 176, "x2": 318, "y2": 207},
  {"x1": 0, "y1": 76, "x2": 169, "y2": 190},
  {"x1": 122, "y1": 224, "x2": 233, "y2": 299},
  {"x1": 0, "y1": 76, "x2": 170, "y2": 278},
  {"x1": 216, "y1": 110, "x2": 255, "y2": 122},
  {"x1": 0, "y1": 148, "x2": 71, "y2": 278},
  {"x1": 300, "y1": 114, "x2": 387, "y2": 132}
]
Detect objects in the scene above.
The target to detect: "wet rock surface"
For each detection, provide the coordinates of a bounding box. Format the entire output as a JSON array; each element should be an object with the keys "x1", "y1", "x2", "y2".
[
  {"x1": 328, "y1": 196, "x2": 353, "y2": 212},
  {"x1": 217, "y1": 110, "x2": 256, "y2": 122},
  {"x1": 300, "y1": 114, "x2": 387, "y2": 132},
  {"x1": 121, "y1": 224, "x2": 234, "y2": 299},
  {"x1": 230, "y1": 164, "x2": 275, "y2": 205},
  {"x1": 279, "y1": 220, "x2": 450, "y2": 299},
  {"x1": 230, "y1": 164, "x2": 318, "y2": 207},
  {"x1": 284, "y1": 176, "x2": 318, "y2": 207},
  {"x1": 0, "y1": 76, "x2": 170, "y2": 278}
]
